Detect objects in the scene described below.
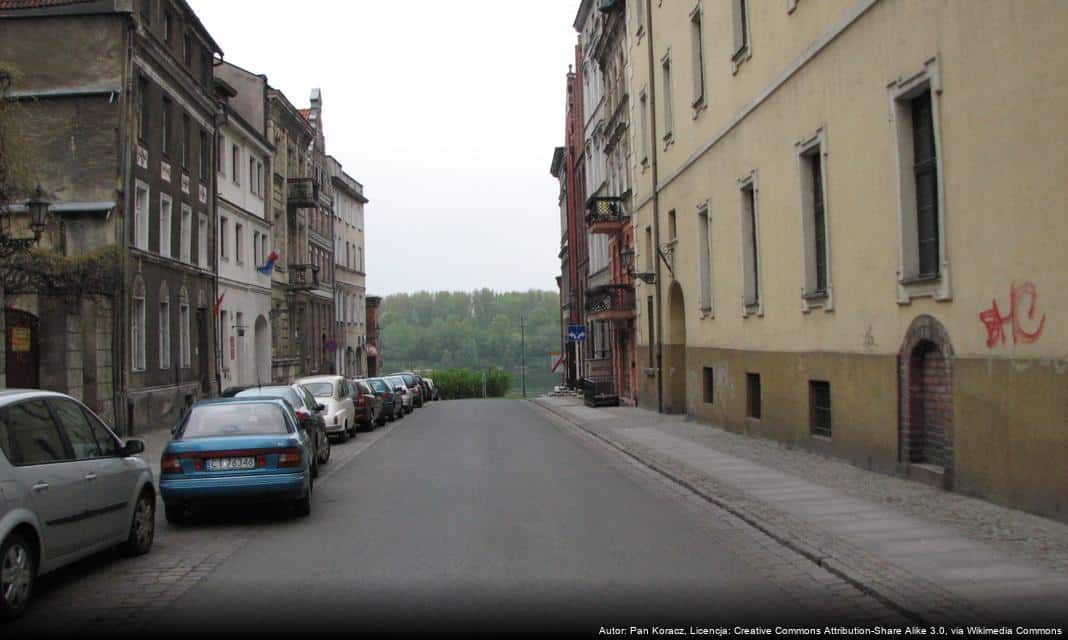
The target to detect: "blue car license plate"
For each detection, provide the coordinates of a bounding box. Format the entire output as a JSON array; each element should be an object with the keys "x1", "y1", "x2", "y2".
[{"x1": 206, "y1": 456, "x2": 256, "y2": 471}]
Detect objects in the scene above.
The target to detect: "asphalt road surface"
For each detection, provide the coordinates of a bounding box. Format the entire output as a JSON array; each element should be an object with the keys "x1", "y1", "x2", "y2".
[{"x1": 12, "y1": 400, "x2": 904, "y2": 637}]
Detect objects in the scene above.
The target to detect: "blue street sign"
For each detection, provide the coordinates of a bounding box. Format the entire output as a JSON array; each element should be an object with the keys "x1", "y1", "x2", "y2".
[{"x1": 567, "y1": 324, "x2": 587, "y2": 342}]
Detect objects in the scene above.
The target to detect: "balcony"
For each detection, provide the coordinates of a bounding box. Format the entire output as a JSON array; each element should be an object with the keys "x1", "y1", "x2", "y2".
[
  {"x1": 585, "y1": 284, "x2": 636, "y2": 322},
  {"x1": 287, "y1": 178, "x2": 319, "y2": 208},
  {"x1": 585, "y1": 196, "x2": 626, "y2": 234},
  {"x1": 287, "y1": 263, "x2": 320, "y2": 291}
]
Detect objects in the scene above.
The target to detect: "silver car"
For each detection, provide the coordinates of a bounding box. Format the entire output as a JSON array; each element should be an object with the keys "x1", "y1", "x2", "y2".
[
  {"x1": 0, "y1": 390, "x2": 155, "y2": 620},
  {"x1": 386, "y1": 375, "x2": 414, "y2": 414}
]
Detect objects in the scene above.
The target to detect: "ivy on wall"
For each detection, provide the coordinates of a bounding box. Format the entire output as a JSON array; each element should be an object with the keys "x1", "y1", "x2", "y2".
[{"x1": 2, "y1": 245, "x2": 119, "y2": 299}]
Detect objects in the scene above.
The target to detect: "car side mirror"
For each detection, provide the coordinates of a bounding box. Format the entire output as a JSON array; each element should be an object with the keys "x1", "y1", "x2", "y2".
[
  {"x1": 395, "y1": 387, "x2": 403, "y2": 393},
  {"x1": 316, "y1": 403, "x2": 326, "y2": 412},
  {"x1": 123, "y1": 438, "x2": 146, "y2": 456}
]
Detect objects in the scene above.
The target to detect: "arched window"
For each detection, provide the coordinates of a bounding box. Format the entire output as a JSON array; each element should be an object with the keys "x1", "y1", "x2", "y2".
[
  {"x1": 179, "y1": 287, "x2": 190, "y2": 368},
  {"x1": 132, "y1": 276, "x2": 146, "y2": 371},
  {"x1": 159, "y1": 281, "x2": 171, "y2": 370}
]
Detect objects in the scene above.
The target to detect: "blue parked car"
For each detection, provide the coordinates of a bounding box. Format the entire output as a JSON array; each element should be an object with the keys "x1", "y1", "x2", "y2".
[{"x1": 159, "y1": 398, "x2": 314, "y2": 524}]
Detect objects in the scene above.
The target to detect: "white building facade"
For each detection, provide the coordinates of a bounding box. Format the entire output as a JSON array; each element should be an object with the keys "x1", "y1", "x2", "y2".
[
  {"x1": 215, "y1": 103, "x2": 274, "y2": 389},
  {"x1": 329, "y1": 156, "x2": 368, "y2": 378}
]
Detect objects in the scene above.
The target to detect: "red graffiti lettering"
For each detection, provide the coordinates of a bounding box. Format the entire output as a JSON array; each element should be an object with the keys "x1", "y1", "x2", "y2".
[{"x1": 979, "y1": 281, "x2": 1046, "y2": 348}]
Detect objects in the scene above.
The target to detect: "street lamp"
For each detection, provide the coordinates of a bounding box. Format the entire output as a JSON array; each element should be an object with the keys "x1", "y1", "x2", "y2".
[
  {"x1": 0, "y1": 185, "x2": 50, "y2": 257},
  {"x1": 619, "y1": 245, "x2": 655, "y2": 285}
]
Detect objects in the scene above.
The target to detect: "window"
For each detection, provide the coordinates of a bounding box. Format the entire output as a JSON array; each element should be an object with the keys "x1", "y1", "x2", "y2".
[
  {"x1": 180, "y1": 301, "x2": 191, "y2": 368},
  {"x1": 639, "y1": 91, "x2": 649, "y2": 165},
  {"x1": 132, "y1": 289, "x2": 146, "y2": 371},
  {"x1": 3, "y1": 400, "x2": 69, "y2": 465},
  {"x1": 645, "y1": 226, "x2": 653, "y2": 271},
  {"x1": 217, "y1": 134, "x2": 226, "y2": 176},
  {"x1": 180, "y1": 204, "x2": 192, "y2": 263},
  {"x1": 358, "y1": 247, "x2": 363, "y2": 272},
  {"x1": 198, "y1": 213, "x2": 208, "y2": 268},
  {"x1": 220, "y1": 310, "x2": 228, "y2": 369},
  {"x1": 200, "y1": 130, "x2": 209, "y2": 180},
  {"x1": 220, "y1": 216, "x2": 229, "y2": 260},
  {"x1": 159, "y1": 194, "x2": 173, "y2": 258},
  {"x1": 250, "y1": 157, "x2": 256, "y2": 195},
  {"x1": 739, "y1": 174, "x2": 761, "y2": 314},
  {"x1": 810, "y1": 380, "x2": 831, "y2": 437},
  {"x1": 731, "y1": 0, "x2": 752, "y2": 70},
  {"x1": 138, "y1": 76, "x2": 149, "y2": 141},
  {"x1": 746, "y1": 373, "x2": 761, "y2": 419},
  {"x1": 890, "y1": 59, "x2": 947, "y2": 302},
  {"x1": 163, "y1": 9, "x2": 172, "y2": 43},
  {"x1": 798, "y1": 131, "x2": 831, "y2": 309},
  {"x1": 668, "y1": 209, "x2": 677, "y2": 240},
  {"x1": 690, "y1": 5, "x2": 706, "y2": 108},
  {"x1": 253, "y1": 231, "x2": 260, "y2": 266},
  {"x1": 235, "y1": 223, "x2": 243, "y2": 264},
  {"x1": 257, "y1": 161, "x2": 264, "y2": 197},
  {"x1": 260, "y1": 234, "x2": 268, "y2": 269},
  {"x1": 161, "y1": 97, "x2": 172, "y2": 156},
  {"x1": 697, "y1": 204, "x2": 712, "y2": 314},
  {"x1": 159, "y1": 298, "x2": 171, "y2": 369},
  {"x1": 139, "y1": 0, "x2": 151, "y2": 24},
  {"x1": 661, "y1": 53, "x2": 674, "y2": 140},
  {"x1": 703, "y1": 367, "x2": 715, "y2": 404},
  {"x1": 232, "y1": 143, "x2": 240, "y2": 185},
  {"x1": 133, "y1": 181, "x2": 149, "y2": 250},
  {"x1": 183, "y1": 30, "x2": 192, "y2": 66},
  {"x1": 49, "y1": 398, "x2": 103, "y2": 459},
  {"x1": 181, "y1": 114, "x2": 190, "y2": 168}
]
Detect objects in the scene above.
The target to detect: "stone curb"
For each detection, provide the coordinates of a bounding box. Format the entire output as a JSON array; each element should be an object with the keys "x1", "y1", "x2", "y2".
[{"x1": 529, "y1": 398, "x2": 991, "y2": 626}]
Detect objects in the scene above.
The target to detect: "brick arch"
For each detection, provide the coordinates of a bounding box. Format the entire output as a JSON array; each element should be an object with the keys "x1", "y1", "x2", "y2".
[{"x1": 898, "y1": 315, "x2": 955, "y2": 484}]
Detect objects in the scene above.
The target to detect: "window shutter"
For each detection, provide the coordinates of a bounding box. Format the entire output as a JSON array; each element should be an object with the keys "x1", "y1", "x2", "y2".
[{"x1": 732, "y1": 0, "x2": 747, "y2": 56}]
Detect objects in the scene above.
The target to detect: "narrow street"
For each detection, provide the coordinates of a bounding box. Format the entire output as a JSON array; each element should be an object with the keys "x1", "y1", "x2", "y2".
[{"x1": 12, "y1": 400, "x2": 902, "y2": 636}]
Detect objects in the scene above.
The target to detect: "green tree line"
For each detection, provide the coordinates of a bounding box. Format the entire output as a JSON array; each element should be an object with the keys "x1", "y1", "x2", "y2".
[{"x1": 379, "y1": 289, "x2": 561, "y2": 396}]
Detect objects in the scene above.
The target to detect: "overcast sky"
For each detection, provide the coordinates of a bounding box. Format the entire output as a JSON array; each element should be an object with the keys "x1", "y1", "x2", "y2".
[{"x1": 187, "y1": 0, "x2": 579, "y2": 296}]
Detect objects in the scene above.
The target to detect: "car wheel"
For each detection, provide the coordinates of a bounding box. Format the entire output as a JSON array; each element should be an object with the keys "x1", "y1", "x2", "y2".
[
  {"x1": 0, "y1": 531, "x2": 35, "y2": 621},
  {"x1": 120, "y1": 488, "x2": 156, "y2": 557},
  {"x1": 337, "y1": 422, "x2": 349, "y2": 443},
  {"x1": 164, "y1": 502, "x2": 187, "y2": 526},
  {"x1": 319, "y1": 434, "x2": 331, "y2": 465},
  {"x1": 294, "y1": 481, "x2": 312, "y2": 518}
]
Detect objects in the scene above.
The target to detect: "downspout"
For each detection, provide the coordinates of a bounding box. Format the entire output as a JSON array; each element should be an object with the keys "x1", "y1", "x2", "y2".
[
  {"x1": 117, "y1": 16, "x2": 134, "y2": 434},
  {"x1": 644, "y1": 0, "x2": 664, "y2": 413},
  {"x1": 212, "y1": 56, "x2": 224, "y2": 397}
]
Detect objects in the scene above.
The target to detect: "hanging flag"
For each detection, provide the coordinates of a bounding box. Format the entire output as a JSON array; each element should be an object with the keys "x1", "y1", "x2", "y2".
[
  {"x1": 257, "y1": 250, "x2": 279, "y2": 276},
  {"x1": 213, "y1": 291, "x2": 226, "y2": 315}
]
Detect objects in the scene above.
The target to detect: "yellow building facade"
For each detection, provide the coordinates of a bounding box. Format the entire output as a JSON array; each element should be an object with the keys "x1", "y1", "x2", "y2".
[{"x1": 628, "y1": 0, "x2": 1068, "y2": 521}]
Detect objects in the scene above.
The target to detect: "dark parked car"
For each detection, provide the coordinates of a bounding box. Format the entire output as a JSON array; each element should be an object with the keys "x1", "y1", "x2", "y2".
[
  {"x1": 365, "y1": 378, "x2": 400, "y2": 422},
  {"x1": 234, "y1": 385, "x2": 330, "y2": 471},
  {"x1": 348, "y1": 379, "x2": 383, "y2": 430}
]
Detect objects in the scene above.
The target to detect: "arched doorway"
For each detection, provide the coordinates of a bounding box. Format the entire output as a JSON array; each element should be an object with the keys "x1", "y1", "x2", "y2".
[
  {"x1": 254, "y1": 315, "x2": 269, "y2": 385},
  {"x1": 665, "y1": 282, "x2": 687, "y2": 414},
  {"x1": 898, "y1": 315, "x2": 955, "y2": 485},
  {"x1": 5, "y1": 308, "x2": 39, "y2": 388}
]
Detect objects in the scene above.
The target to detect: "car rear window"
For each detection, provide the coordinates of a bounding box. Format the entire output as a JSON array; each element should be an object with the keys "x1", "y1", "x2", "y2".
[
  {"x1": 303, "y1": 382, "x2": 334, "y2": 398},
  {"x1": 181, "y1": 403, "x2": 291, "y2": 438},
  {"x1": 368, "y1": 379, "x2": 388, "y2": 393},
  {"x1": 236, "y1": 386, "x2": 301, "y2": 409}
]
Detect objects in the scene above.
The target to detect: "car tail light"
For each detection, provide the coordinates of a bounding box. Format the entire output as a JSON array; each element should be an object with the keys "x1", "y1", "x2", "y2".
[
  {"x1": 161, "y1": 454, "x2": 183, "y2": 474},
  {"x1": 383, "y1": 392, "x2": 392, "y2": 400},
  {"x1": 295, "y1": 408, "x2": 310, "y2": 420},
  {"x1": 355, "y1": 395, "x2": 366, "y2": 407},
  {"x1": 277, "y1": 447, "x2": 302, "y2": 468}
]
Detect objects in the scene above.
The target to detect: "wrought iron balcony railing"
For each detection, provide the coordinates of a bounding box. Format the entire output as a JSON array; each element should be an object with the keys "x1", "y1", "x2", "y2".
[
  {"x1": 287, "y1": 263, "x2": 320, "y2": 291},
  {"x1": 585, "y1": 283, "x2": 636, "y2": 321},
  {"x1": 585, "y1": 196, "x2": 627, "y2": 234}
]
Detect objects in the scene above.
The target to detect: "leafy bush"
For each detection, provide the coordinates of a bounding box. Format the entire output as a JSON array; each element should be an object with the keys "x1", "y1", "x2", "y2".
[{"x1": 430, "y1": 367, "x2": 513, "y2": 400}]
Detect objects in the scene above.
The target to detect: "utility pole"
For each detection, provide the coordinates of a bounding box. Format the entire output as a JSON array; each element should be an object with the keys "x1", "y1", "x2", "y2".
[{"x1": 520, "y1": 316, "x2": 527, "y2": 399}]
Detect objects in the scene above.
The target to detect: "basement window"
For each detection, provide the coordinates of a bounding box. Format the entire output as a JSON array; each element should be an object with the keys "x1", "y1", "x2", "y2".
[
  {"x1": 809, "y1": 380, "x2": 831, "y2": 438},
  {"x1": 746, "y1": 373, "x2": 761, "y2": 419}
]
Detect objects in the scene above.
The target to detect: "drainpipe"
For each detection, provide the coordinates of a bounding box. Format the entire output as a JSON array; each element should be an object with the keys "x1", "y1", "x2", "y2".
[
  {"x1": 117, "y1": 18, "x2": 134, "y2": 435},
  {"x1": 644, "y1": 0, "x2": 664, "y2": 414}
]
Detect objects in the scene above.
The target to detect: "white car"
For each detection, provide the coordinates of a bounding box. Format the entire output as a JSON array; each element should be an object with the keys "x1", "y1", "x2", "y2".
[
  {"x1": 0, "y1": 390, "x2": 156, "y2": 620},
  {"x1": 385, "y1": 375, "x2": 414, "y2": 414},
  {"x1": 295, "y1": 375, "x2": 357, "y2": 440}
]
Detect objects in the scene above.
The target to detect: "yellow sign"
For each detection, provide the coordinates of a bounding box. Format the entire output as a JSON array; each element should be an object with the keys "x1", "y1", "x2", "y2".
[{"x1": 11, "y1": 327, "x2": 31, "y2": 352}]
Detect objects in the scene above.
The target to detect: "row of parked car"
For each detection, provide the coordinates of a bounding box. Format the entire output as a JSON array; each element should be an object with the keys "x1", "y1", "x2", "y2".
[{"x1": 0, "y1": 371, "x2": 437, "y2": 620}]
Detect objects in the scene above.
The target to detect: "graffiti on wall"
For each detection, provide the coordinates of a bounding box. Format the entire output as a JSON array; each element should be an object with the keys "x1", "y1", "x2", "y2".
[{"x1": 979, "y1": 281, "x2": 1046, "y2": 348}]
